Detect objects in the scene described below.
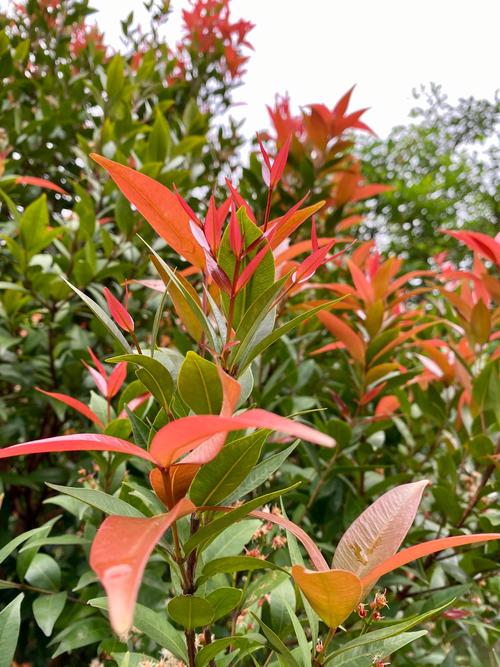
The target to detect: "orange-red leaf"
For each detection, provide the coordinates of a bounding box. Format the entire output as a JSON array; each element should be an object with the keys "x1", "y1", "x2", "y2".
[
  {"x1": 15, "y1": 176, "x2": 68, "y2": 195},
  {"x1": 318, "y1": 311, "x2": 365, "y2": 363},
  {"x1": 90, "y1": 154, "x2": 205, "y2": 268},
  {"x1": 0, "y1": 434, "x2": 155, "y2": 463},
  {"x1": 36, "y1": 388, "x2": 104, "y2": 429},
  {"x1": 90, "y1": 498, "x2": 195, "y2": 637}
]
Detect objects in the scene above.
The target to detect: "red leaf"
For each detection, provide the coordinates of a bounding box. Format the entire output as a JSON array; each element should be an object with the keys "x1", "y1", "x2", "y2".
[
  {"x1": 0, "y1": 434, "x2": 155, "y2": 463},
  {"x1": 229, "y1": 204, "x2": 243, "y2": 256},
  {"x1": 443, "y1": 230, "x2": 500, "y2": 266},
  {"x1": 269, "y1": 134, "x2": 291, "y2": 187},
  {"x1": 150, "y1": 410, "x2": 334, "y2": 467},
  {"x1": 90, "y1": 498, "x2": 195, "y2": 637},
  {"x1": 36, "y1": 388, "x2": 104, "y2": 429},
  {"x1": 107, "y1": 362, "x2": 127, "y2": 399},
  {"x1": 318, "y1": 311, "x2": 366, "y2": 363},
  {"x1": 361, "y1": 533, "x2": 500, "y2": 591},
  {"x1": 15, "y1": 176, "x2": 68, "y2": 195},
  {"x1": 90, "y1": 154, "x2": 205, "y2": 269},
  {"x1": 104, "y1": 288, "x2": 134, "y2": 333}
]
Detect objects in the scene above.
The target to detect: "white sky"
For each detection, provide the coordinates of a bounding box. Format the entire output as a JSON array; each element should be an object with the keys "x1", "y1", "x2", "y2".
[{"x1": 95, "y1": 0, "x2": 500, "y2": 138}]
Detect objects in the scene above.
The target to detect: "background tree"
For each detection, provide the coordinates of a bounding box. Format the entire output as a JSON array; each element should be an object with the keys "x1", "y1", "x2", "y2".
[{"x1": 360, "y1": 84, "x2": 500, "y2": 267}]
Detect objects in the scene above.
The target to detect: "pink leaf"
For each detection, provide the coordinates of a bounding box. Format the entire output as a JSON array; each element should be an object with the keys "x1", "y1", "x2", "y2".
[
  {"x1": 150, "y1": 410, "x2": 334, "y2": 467},
  {"x1": 104, "y1": 288, "x2": 134, "y2": 333},
  {"x1": 15, "y1": 176, "x2": 68, "y2": 195},
  {"x1": 0, "y1": 434, "x2": 155, "y2": 463},
  {"x1": 36, "y1": 388, "x2": 104, "y2": 429},
  {"x1": 332, "y1": 481, "x2": 428, "y2": 590},
  {"x1": 107, "y1": 362, "x2": 127, "y2": 399},
  {"x1": 361, "y1": 533, "x2": 500, "y2": 592},
  {"x1": 90, "y1": 498, "x2": 195, "y2": 637},
  {"x1": 269, "y1": 134, "x2": 291, "y2": 187}
]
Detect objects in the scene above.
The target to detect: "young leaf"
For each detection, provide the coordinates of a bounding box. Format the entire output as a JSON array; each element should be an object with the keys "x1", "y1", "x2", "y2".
[
  {"x1": 332, "y1": 481, "x2": 428, "y2": 588},
  {"x1": 89, "y1": 498, "x2": 195, "y2": 637},
  {"x1": 291, "y1": 566, "x2": 362, "y2": 629},
  {"x1": 0, "y1": 434, "x2": 155, "y2": 464},
  {"x1": 90, "y1": 154, "x2": 205, "y2": 269},
  {"x1": 62, "y1": 278, "x2": 132, "y2": 353}
]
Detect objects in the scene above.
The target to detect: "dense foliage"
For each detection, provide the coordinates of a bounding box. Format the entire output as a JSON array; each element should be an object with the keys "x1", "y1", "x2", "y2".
[{"x1": 0, "y1": 2, "x2": 498, "y2": 667}]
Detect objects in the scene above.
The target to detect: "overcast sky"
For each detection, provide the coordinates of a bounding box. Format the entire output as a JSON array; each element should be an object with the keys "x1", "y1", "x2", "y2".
[{"x1": 95, "y1": 0, "x2": 500, "y2": 138}]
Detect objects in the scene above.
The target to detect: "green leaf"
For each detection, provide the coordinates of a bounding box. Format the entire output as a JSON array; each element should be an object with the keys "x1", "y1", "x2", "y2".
[
  {"x1": 0, "y1": 517, "x2": 59, "y2": 567},
  {"x1": 142, "y1": 238, "x2": 218, "y2": 350},
  {"x1": 19, "y1": 535, "x2": 89, "y2": 552},
  {"x1": 325, "y1": 599, "x2": 454, "y2": 663},
  {"x1": 325, "y1": 630, "x2": 427, "y2": 666},
  {"x1": 46, "y1": 483, "x2": 144, "y2": 517},
  {"x1": 250, "y1": 612, "x2": 300, "y2": 667},
  {"x1": 284, "y1": 600, "x2": 310, "y2": 667},
  {"x1": 184, "y1": 483, "x2": 300, "y2": 556},
  {"x1": 218, "y1": 207, "x2": 275, "y2": 328},
  {"x1": 206, "y1": 587, "x2": 242, "y2": 621},
  {"x1": 238, "y1": 299, "x2": 344, "y2": 372},
  {"x1": 19, "y1": 195, "x2": 51, "y2": 255},
  {"x1": 168, "y1": 595, "x2": 215, "y2": 630},
  {"x1": 106, "y1": 54, "x2": 125, "y2": 98},
  {"x1": 225, "y1": 442, "x2": 298, "y2": 504},
  {"x1": 125, "y1": 405, "x2": 150, "y2": 448},
  {"x1": 89, "y1": 598, "x2": 187, "y2": 661},
  {"x1": 33, "y1": 592, "x2": 67, "y2": 636},
  {"x1": 108, "y1": 353, "x2": 173, "y2": 411},
  {"x1": 199, "y1": 556, "x2": 287, "y2": 584},
  {"x1": 196, "y1": 636, "x2": 263, "y2": 667},
  {"x1": 190, "y1": 430, "x2": 267, "y2": 506},
  {"x1": 229, "y1": 276, "x2": 288, "y2": 368},
  {"x1": 147, "y1": 108, "x2": 171, "y2": 162},
  {"x1": 25, "y1": 553, "x2": 61, "y2": 591},
  {"x1": 49, "y1": 617, "x2": 110, "y2": 658},
  {"x1": 62, "y1": 278, "x2": 132, "y2": 353},
  {"x1": 0, "y1": 593, "x2": 23, "y2": 667},
  {"x1": 178, "y1": 351, "x2": 223, "y2": 414}
]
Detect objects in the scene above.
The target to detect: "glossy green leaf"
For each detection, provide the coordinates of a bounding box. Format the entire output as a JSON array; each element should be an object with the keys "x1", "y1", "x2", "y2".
[
  {"x1": 178, "y1": 351, "x2": 223, "y2": 414},
  {"x1": 108, "y1": 353, "x2": 173, "y2": 411},
  {"x1": 46, "y1": 483, "x2": 144, "y2": 517},
  {"x1": 0, "y1": 593, "x2": 23, "y2": 667},
  {"x1": 189, "y1": 430, "x2": 267, "y2": 506},
  {"x1": 25, "y1": 553, "x2": 61, "y2": 591},
  {"x1": 168, "y1": 595, "x2": 215, "y2": 630},
  {"x1": 206, "y1": 587, "x2": 242, "y2": 621},
  {"x1": 326, "y1": 630, "x2": 427, "y2": 666},
  {"x1": 33, "y1": 592, "x2": 67, "y2": 636}
]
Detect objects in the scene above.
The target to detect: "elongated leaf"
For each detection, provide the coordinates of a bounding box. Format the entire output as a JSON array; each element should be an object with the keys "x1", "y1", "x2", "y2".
[
  {"x1": 0, "y1": 434, "x2": 154, "y2": 464},
  {"x1": 143, "y1": 240, "x2": 218, "y2": 350},
  {"x1": 62, "y1": 278, "x2": 132, "y2": 353},
  {"x1": 199, "y1": 556, "x2": 286, "y2": 583},
  {"x1": 89, "y1": 598, "x2": 187, "y2": 662},
  {"x1": 150, "y1": 411, "x2": 333, "y2": 467},
  {"x1": 184, "y1": 483, "x2": 300, "y2": 555},
  {"x1": 91, "y1": 154, "x2": 205, "y2": 268},
  {"x1": 225, "y1": 442, "x2": 298, "y2": 503},
  {"x1": 196, "y1": 636, "x2": 261, "y2": 667},
  {"x1": 19, "y1": 535, "x2": 89, "y2": 552},
  {"x1": 250, "y1": 612, "x2": 300, "y2": 667},
  {"x1": 36, "y1": 388, "x2": 104, "y2": 429},
  {"x1": 326, "y1": 631, "x2": 427, "y2": 666},
  {"x1": 325, "y1": 598, "x2": 455, "y2": 662},
  {"x1": 0, "y1": 518, "x2": 59, "y2": 565},
  {"x1": 46, "y1": 483, "x2": 144, "y2": 518},
  {"x1": 189, "y1": 431, "x2": 267, "y2": 506},
  {"x1": 317, "y1": 311, "x2": 365, "y2": 363},
  {"x1": 0, "y1": 593, "x2": 24, "y2": 667},
  {"x1": 89, "y1": 498, "x2": 195, "y2": 636},
  {"x1": 108, "y1": 353, "x2": 173, "y2": 411},
  {"x1": 178, "y1": 351, "x2": 223, "y2": 414},
  {"x1": 291, "y1": 566, "x2": 362, "y2": 629},
  {"x1": 284, "y1": 599, "x2": 310, "y2": 667},
  {"x1": 238, "y1": 299, "x2": 344, "y2": 372},
  {"x1": 361, "y1": 533, "x2": 500, "y2": 590},
  {"x1": 333, "y1": 481, "x2": 428, "y2": 591}
]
